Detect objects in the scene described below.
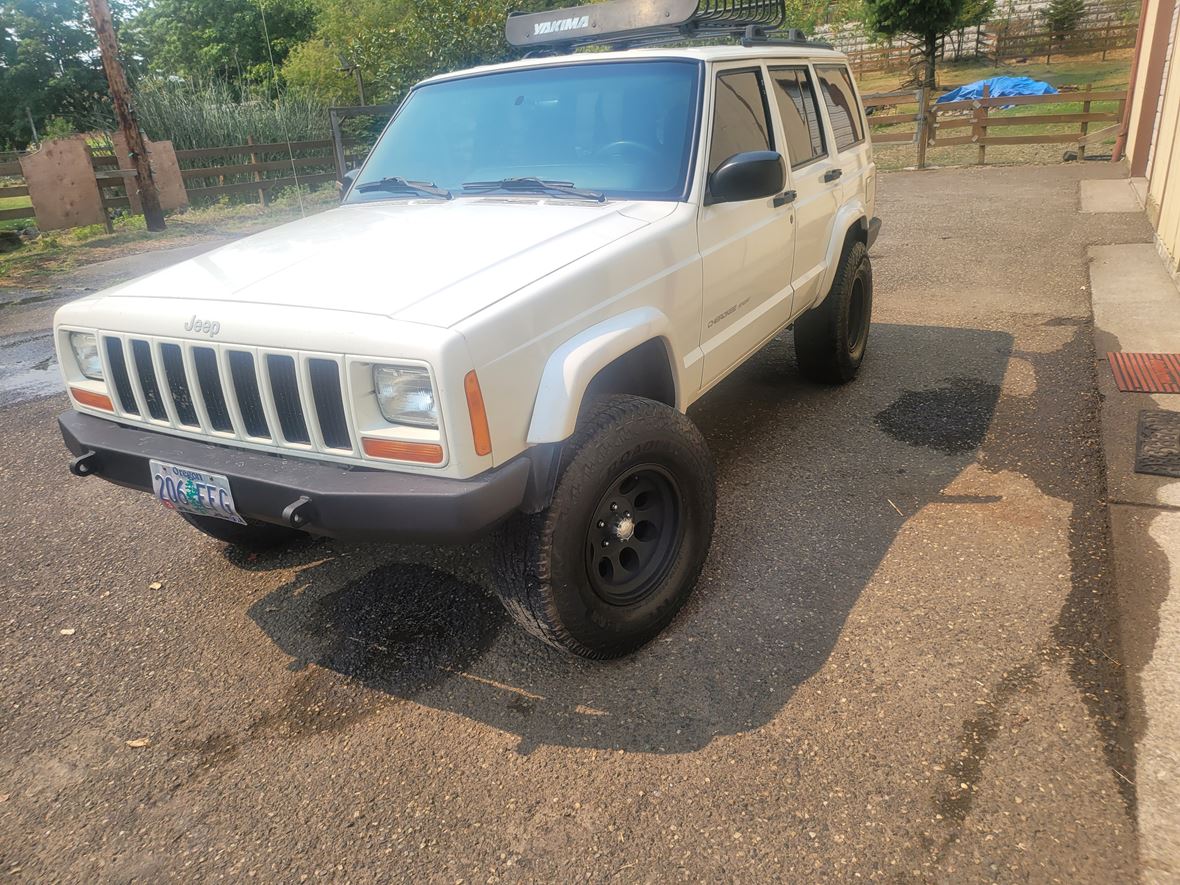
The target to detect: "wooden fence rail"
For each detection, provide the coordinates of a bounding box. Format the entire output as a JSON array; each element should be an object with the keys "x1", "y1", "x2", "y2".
[{"x1": 864, "y1": 81, "x2": 1128, "y2": 166}]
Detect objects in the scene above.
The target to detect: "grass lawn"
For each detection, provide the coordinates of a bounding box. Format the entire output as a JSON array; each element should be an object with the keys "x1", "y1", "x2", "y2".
[
  {"x1": 860, "y1": 47, "x2": 1134, "y2": 170},
  {"x1": 0, "y1": 187, "x2": 338, "y2": 289},
  {"x1": 0, "y1": 193, "x2": 34, "y2": 232}
]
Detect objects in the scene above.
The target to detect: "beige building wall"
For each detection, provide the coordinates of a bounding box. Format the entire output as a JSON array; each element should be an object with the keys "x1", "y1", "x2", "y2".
[{"x1": 1135, "y1": 2, "x2": 1180, "y2": 273}]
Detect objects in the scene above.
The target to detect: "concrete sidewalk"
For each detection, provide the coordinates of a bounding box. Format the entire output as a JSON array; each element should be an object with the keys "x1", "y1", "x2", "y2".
[{"x1": 1088, "y1": 233, "x2": 1180, "y2": 881}]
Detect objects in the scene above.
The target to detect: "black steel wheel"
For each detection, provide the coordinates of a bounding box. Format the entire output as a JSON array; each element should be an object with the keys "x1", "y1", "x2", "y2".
[
  {"x1": 492, "y1": 395, "x2": 716, "y2": 659},
  {"x1": 794, "y1": 239, "x2": 873, "y2": 384},
  {"x1": 585, "y1": 465, "x2": 684, "y2": 606}
]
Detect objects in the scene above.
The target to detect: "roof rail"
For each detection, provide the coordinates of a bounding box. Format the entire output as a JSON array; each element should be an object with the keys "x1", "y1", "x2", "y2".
[{"x1": 506, "y1": 0, "x2": 831, "y2": 52}]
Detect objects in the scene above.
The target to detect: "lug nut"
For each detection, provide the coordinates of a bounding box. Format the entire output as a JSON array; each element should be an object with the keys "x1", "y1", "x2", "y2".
[
  {"x1": 601, "y1": 539, "x2": 610, "y2": 547},
  {"x1": 610, "y1": 502, "x2": 619, "y2": 512},
  {"x1": 597, "y1": 520, "x2": 605, "y2": 528}
]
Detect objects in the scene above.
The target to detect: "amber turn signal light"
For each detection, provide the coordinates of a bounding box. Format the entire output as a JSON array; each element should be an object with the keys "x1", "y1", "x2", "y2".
[
  {"x1": 361, "y1": 437, "x2": 444, "y2": 464},
  {"x1": 464, "y1": 371, "x2": 492, "y2": 457},
  {"x1": 70, "y1": 387, "x2": 113, "y2": 411}
]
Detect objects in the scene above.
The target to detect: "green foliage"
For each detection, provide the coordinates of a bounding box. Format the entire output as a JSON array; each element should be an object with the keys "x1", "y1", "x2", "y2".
[
  {"x1": 128, "y1": 0, "x2": 317, "y2": 82},
  {"x1": 955, "y1": 0, "x2": 996, "y2": 28},
  {"x1": 865, "y1": 0, "x2": 967, "y2": 85},
  {"x1": 0, "y1": 0, "x2": 136, "y2": 148},
  {"x1": 132, "y1": 78, "x2": 328, "y2": 148},
  {"x1": 1043, "y1": 0, "x2": 1086, "y2": 35},
  {"x1": 280, "y1": 37, "x2": 356, "y2": 103},
  {"x1": 41, "y1": 115, "x2": 76, "y2": 139}
]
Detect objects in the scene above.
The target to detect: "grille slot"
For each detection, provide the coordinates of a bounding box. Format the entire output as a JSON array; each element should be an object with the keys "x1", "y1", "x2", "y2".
[
  {"x1": 192, "y1": 347, "x2": 233, "y2": 432},
  {"x1": 228, "y1": 351, "x2": 270, "y2": 439},
  {"x1": 131, "y1": 339, "x2": 168, "y2": 421},
  {"x1": 309, "y1": 358, "x2": 351, "y2": 450},
  {"x1": 103, "y1": 336, "x2": 138, "y2": 415},
  {"x1": 160, "y1": 343, "x2": 199, "y2": 426},
  {"x1": 266, "y1": 354, "x2": 311, "y2": 444}
]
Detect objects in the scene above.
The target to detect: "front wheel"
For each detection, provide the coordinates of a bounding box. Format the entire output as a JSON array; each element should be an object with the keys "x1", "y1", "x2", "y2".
[
  {"x1": 492, "y1": 395, "x2": 716, "y2": 659},
  {"x1": 794, "y1": 240, "x2": 873, "y2": 384}
]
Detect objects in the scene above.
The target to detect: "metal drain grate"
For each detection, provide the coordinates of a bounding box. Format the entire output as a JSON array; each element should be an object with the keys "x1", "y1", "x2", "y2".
[
  {"x1": 1136, "y1": 410, "x2": 1180, "y2": 478},
  {"x1": 1108, "y1": 352, "x2": 1180, "y2": 393}
]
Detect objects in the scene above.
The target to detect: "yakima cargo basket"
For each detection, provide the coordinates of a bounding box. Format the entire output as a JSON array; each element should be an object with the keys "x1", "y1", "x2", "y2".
[{"x1": 506, "y1": 0, "x2": 824, "y2": 51}]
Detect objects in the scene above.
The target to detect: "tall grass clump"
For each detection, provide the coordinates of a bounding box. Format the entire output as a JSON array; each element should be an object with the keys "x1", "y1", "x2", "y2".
[{"x1": 133, "y1": 78, "x2": 329, "y2": 150}]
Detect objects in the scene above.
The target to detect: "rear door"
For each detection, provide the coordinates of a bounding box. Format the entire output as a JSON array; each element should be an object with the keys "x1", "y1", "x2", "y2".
[
  {"x1": 765, "y1": 64, "x2": 842, "y2": 312},
  {"x1": 814, "y1": 63, "x2": 873, "y2": 217},
  {"x1": 697, "y1": 65, "x2": 796, "y2": 385}
]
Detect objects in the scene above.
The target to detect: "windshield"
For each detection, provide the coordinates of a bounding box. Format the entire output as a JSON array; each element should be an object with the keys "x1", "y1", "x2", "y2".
[{"x1": 348, "y1": 60, "x2": 701, "y2": 203}]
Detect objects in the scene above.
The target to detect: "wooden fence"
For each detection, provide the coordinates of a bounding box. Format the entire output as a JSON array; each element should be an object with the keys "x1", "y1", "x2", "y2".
[
  {"x1": 0, "y1": 136, "x2": 364, "y2": 230},
  {"x1": 863, "y1": 82, "x2": 1127, "y2": 167},
  {"x1": 845, "y1": 20, "x2": 1138, "y2": 76}
]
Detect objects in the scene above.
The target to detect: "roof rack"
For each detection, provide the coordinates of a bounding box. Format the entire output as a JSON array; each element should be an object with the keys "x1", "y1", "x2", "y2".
[{"x1": 505, "y1": 0, "x2": 831, "y2": 52}]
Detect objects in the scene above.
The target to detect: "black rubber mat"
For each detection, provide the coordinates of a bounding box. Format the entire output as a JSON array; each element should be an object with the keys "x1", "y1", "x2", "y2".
[{"x1": 1136, "y1": 410, "x2": 1180, "y2": 479}]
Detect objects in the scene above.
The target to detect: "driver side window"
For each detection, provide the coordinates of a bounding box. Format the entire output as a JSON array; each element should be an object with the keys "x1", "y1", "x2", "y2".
[{"x1": 708, "y1": 70, "x2": 773, "y2": 174}]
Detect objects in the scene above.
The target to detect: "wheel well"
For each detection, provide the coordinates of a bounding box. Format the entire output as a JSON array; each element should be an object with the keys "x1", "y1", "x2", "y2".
[
  {"x1": 581, "y1": 338, "x2": 676, "y2": 416},
  {"x1": 843, "y1": 216, "x2": 868, "y2": 254}
]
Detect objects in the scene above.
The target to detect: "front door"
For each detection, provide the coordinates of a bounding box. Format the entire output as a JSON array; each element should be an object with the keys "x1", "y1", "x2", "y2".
[{"x1": 698, "y1": 66, "x2": 797, "y2": 386}]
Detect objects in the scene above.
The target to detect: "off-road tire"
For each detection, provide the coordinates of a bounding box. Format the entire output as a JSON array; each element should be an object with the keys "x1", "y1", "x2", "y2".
[
  {"x1": 794, "y1": 240, "x2": 872, "y2": 384},
  {"x1": 492, "y1": 395, "x2": 716, "y2": 659},
  {"x1": 179, "y1": 512, "x2": 303, "y2": 551}
]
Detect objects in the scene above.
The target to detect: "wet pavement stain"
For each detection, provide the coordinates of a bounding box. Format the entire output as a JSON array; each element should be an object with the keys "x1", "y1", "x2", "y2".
[
  {"x1": 251, "y1": 561, "x2": 506, "y2": 703},
  {"x1": 0, "y1": 329, "x2": 61, "y2": 407},
  {"x1": 874, "y1": 377, "x2": 1002, "y2": 455}
]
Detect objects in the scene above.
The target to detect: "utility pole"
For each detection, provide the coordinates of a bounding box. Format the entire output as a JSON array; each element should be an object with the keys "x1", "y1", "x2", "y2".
[{"x1": 86, "y1": 0, "x2": 166, "y2": 231}]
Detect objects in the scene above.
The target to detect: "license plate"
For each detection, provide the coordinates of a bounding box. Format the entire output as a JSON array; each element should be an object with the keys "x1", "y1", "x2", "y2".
[{"x1": 149, "y1": 460, "x2": 246, "y2": 525}]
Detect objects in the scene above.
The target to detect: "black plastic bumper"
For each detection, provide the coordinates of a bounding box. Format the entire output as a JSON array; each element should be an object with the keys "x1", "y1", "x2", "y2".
[{"x1": 58, "y1": 411, "x2": 532, "y2": 542}]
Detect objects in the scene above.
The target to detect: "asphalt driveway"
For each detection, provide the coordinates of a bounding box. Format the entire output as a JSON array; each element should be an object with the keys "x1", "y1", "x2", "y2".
[{"x1": 0, "y1": 164, "x2": 1154, "y2": 882}]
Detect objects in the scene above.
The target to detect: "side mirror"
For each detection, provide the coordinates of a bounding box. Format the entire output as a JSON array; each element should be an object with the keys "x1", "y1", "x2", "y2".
[
  {"x1": 338, "y1": 168, "x2": 359, "y2": 200},
  {"x1": 707, "y1": 151, "x2": 785, "y2": 205}
]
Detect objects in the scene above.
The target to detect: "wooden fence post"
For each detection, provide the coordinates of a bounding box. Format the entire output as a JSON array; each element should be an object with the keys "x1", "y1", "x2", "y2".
[
  {"x1": 1101, "y1": 20, "x2": 1112, "y2": 60},
  {"x1": 1078, "y1": 84, "x2": 1092, "y2": 161},
  {"x1": 248, "y1": 134, "x2": 267, "y2": 206},
  {"x1": 916, "y1": 86, "x2": 930, "y2": 169},
  {"x1": 975, "y1": 84, "x2": 990, "y2": 165}
]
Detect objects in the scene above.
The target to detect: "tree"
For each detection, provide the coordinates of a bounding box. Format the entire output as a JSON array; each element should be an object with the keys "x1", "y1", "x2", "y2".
[
  {"x1": 864, "y1": 0, "x2": 966, "y2": 89},
  {"x1": 128, "y1": 0, "x2": 317, "y2": 83},
  {"x1": 1043, "y1": 0, "x2": 1086, "y2": 37},
  {"x1": 0, "y1": 0, "x2": 136, "y2": 148}
]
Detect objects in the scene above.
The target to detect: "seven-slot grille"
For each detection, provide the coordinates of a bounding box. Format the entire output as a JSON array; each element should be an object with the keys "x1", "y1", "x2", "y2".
[{"x1": 99, "y1": 333, "x2": 355, "y2": 456}]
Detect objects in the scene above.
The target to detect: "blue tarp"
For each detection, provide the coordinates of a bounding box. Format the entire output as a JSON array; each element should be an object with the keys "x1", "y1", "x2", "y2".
[{"x1": 936, "y1": 76, "x2": 1059, "y2": 103}]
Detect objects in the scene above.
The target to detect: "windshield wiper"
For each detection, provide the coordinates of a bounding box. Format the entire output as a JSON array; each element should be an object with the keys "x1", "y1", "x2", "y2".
[
  {"x1": 461, "y1": 177, "x2": 605, "y2": 203},
  {"x1": 355, "y1": 177, "x2": 452, "y2": 200}
]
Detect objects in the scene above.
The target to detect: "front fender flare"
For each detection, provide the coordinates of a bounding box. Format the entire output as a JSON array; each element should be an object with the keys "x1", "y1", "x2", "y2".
[{"x1": 526, "y1": 307, "x2": 673, "y2": 445}]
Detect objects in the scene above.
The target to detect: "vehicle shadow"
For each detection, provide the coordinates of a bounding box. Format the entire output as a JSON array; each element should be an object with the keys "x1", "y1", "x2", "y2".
[{"x1": 247, "y1": 322, "x2": 1013, "y2": 753}]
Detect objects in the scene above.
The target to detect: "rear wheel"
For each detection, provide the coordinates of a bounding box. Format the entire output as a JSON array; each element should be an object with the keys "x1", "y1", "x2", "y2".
[
  {"x1": 492, "y1": 395, "x2": 716, "y2": 659},
  {"x1": 179, "y1": 512, "x2": 303, "y2": 551},
  {"x1": 794, "y1": 240, "x2": 872, "y2": 384}
]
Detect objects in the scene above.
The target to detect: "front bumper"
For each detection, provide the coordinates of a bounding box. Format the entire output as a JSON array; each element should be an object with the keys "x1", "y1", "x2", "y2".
[{"x1": 59, "y1": 411, "x2": 531, "y2": 542}]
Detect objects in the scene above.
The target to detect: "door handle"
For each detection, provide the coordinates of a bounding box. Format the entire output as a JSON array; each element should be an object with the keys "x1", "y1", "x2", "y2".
[
  {"x1": 773, "y1": 190, "x2": 797, "y2": 208},
  {"x1": 823, "y1": 168, "x2": 843, "y2": 183}
]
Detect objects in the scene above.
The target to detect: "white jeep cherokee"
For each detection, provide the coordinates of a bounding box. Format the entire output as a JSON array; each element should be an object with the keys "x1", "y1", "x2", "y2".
[{"x1": 55, "y1": 3, "x2": 878, "y2": 658}]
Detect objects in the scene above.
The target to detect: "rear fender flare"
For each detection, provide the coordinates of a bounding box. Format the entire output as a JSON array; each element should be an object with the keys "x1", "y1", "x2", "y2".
[{"x1": 814, "y1": 201, "x2": 869, "y2": 308}]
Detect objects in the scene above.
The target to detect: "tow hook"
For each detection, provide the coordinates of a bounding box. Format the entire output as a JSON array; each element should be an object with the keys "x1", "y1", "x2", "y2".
[
  {"x1": 282, "y1": 495, "x2": 315, "y2": 528},
  {"x1": 70, "y1": 451, "x2": 98, "y2": 477}
]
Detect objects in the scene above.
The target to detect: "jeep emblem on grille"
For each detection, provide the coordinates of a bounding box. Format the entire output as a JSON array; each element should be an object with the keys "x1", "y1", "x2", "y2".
[{"x1": 184, "y1": 315, "x2": 221, "y2": 337}]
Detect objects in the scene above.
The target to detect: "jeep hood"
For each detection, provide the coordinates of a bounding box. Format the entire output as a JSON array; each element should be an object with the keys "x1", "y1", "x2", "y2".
[{"x1": 97, "y1": 199, "x2": 660, "y2": 327}]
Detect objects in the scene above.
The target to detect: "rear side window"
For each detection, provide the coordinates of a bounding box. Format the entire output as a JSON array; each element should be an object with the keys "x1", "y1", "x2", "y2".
[
  {"x1": 816, "y1": 65, "x2": 865, "y2": 152},
  {"x1": 769, "y1": 67, "x2": 826, "y2": 168},
  {"x1": 708, "y1": 70, "x2": 773, "y2": 174}
]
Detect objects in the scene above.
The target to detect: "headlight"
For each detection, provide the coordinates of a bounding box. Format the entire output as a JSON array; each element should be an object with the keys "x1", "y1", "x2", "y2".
[
  {"x1": 373, "y1": 365, "x2": 437, "y2": 428},
  {"x1": 69, "y1": 331, "x2": 103, "y2": 381}
]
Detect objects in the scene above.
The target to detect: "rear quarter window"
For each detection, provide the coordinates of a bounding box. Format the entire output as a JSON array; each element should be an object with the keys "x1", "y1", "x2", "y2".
[{"x1": 816, "y1": 65, "x2": 865, "y2": 153}]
